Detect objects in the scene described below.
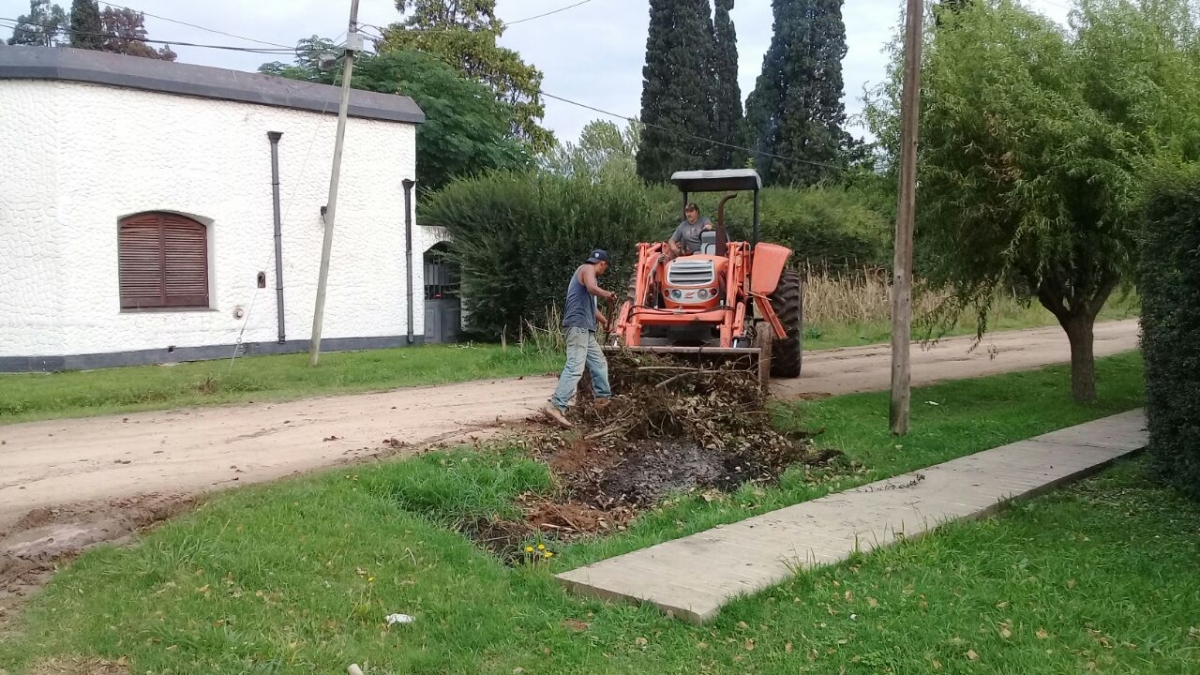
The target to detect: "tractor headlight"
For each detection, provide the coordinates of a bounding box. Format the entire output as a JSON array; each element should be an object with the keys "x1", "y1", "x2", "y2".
[{"x1": 671, "y1": 290, "x2": 682, "y2": 300}]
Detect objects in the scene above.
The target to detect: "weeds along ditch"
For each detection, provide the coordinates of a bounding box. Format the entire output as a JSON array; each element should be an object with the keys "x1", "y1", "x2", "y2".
[{"x1": 371, "y1": 350, "x2": 847, "y2": 565}]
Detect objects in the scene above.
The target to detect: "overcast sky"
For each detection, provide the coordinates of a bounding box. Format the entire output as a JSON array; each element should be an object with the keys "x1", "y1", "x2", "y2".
[{"x1": 0, "y1": 0, "x2": 1070, "y2": 145}]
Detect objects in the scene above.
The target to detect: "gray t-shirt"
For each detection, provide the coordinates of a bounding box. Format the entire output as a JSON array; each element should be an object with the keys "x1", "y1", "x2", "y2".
[{"x1": 671, "y1": 217, "x2": 713, "y2": 254}]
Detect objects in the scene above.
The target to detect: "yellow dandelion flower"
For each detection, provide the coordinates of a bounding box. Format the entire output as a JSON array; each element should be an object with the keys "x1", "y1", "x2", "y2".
[
  {"x1": 544, "y1": 551, "x2": 554, "y2": 559},
  {"x1": 368, "y1": 577, "x2": 376, "y2": 583},
  {"x1": 537, "y1": 544, "x2": 546, "y2": 551},
  {"x1": 525, "y1": 546, "x2": 534, "y2": 553}
]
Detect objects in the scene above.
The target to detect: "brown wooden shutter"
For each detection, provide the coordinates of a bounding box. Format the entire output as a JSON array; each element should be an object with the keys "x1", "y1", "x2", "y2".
[
  {"x1": 118, "y1": 213, "x2": 209, "y2": 309},
  {"x1": 162, "y1": 214, "x2": 209, "y2": 307}
]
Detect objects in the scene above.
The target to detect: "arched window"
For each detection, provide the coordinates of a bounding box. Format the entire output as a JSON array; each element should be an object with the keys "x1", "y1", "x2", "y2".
[{"x1": 118, "y1": 212, "x2": 209, "y2": 309}]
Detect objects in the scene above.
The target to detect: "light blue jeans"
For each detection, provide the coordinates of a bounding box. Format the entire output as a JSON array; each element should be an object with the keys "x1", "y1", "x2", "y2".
[{"x1": 550, "y1": 327, "x2": 612, "y2": 412}]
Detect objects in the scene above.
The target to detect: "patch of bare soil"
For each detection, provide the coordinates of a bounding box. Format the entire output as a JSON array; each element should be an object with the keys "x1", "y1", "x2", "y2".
[
  {"x1": 0, "y1": 493, "x2": 195, "y2": 627},
  {"x1": 462, "y1": 351, "x2": 843, "y2": 561}
]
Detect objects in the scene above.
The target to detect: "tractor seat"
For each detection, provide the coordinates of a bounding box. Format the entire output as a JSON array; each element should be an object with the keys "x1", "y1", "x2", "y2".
[{"x1": 700, "y1": 229, "x2": 727, "y2": 255}]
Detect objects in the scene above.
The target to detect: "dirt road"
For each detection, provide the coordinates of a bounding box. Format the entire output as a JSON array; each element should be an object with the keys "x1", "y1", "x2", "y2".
[{"x1": 0, "y1": 320, "x2": 1139, "y2": 534}]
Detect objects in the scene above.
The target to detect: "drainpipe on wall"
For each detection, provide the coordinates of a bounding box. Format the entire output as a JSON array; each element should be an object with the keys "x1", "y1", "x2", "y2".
[
  {"x1": 402, "y1": 179, "x2": 417, "y2": 344},
  {"x1": 268, "y1": 131, "x2": 286, "y2": 344}
]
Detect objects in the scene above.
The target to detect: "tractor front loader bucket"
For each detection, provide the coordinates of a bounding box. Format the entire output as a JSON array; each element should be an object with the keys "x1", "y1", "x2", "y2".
[{"x1": 602, "y1": 344, "x2": 772, "y2": 391}]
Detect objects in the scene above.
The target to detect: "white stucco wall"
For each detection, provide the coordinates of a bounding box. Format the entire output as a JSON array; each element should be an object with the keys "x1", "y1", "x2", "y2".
[{"x1": 0, "y1": 79, "x2": 437, "y2": 360}]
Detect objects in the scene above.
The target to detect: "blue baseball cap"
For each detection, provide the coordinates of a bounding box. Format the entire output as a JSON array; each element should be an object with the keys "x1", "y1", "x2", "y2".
[{"x1": 586, "y1": 249, "x2": 609, "y2": 264}]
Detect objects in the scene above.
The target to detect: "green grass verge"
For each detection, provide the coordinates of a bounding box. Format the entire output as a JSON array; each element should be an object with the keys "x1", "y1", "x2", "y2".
[
  {"x1": 2, "y1": 353, "x2": 1173, "y2": 675},
  {"x1": 0, "y1": 344, "x2": 560, "y2": 425},
  {"x1": 1, "y1": 305, "x2": 1138, "y2": 426}
]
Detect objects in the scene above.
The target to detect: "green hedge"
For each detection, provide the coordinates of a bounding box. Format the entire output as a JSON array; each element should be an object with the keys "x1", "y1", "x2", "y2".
[
  {"x1": 1139, "y1": 168, "x2": 1200, "y2": 499},
  {"x1": 421, "y1": 172, "x2": 668, "y2": 339},
  {"x1": 670, "y1": 185, "x2": 891, "y2": 274},
  {"x1": 423, "y1": 171, "x2": 892, "y2": 339}
]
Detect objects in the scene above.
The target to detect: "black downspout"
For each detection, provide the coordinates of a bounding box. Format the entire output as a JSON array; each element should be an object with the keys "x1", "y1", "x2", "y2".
[
  {"x1": 268, "y1": 131, "x2": 286, "y2": 343},
  {"x1": 402, "y1": 179, "x2": 416, "y2": 344}
]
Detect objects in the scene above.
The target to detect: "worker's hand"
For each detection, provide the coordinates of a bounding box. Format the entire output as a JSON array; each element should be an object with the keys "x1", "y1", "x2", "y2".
[
  {"x1": 597, "y1": 314, "x2": 609, "y2": 328},
  {"x1": 605, "y1": 290, "x2": 617, "y2": 302}
]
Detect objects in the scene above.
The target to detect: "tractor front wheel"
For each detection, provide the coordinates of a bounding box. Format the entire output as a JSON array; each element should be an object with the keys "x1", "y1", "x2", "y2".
[{"x1": 768, "y1": 270, "x2": 803, "y2": 378}]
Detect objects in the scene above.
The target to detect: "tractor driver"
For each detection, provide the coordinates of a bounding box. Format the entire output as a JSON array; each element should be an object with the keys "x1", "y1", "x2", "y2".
[{"x1": 666, "y1": 203, "x2": 714, "y2": 257}]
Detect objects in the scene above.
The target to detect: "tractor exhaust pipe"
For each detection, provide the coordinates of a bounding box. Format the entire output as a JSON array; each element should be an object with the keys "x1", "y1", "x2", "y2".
[
  {"x1": 715, "y1": 193, "x2": 737, "y2": 257},
  {"x1": 716, "y1": 192, "x2": 737, "y2": 228}
]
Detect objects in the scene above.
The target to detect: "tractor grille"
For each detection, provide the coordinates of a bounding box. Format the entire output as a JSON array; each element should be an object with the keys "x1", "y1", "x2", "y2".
[{"x1": 667, "y1": 259, "x2": 716, "y2": 287}]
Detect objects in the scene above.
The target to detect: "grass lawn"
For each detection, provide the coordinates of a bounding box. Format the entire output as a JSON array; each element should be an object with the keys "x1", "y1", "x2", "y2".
[
  {"x1": 1, "y1": 302, "x2": 1138, "y2": 426},
  {"x1": 0, "y1": 343, "x2": 561, "y2": 425},
  {"x1": 3, "y1": 353, "x2": 1182, "y2": 675}
]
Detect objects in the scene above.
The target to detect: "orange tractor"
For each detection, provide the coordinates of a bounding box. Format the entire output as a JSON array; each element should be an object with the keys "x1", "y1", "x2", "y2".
[{"x1": 607, "y1": 169, "x2": 803, "y2": 385}]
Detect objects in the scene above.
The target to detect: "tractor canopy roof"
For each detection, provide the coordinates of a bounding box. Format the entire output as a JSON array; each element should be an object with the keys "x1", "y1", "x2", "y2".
[{"x1": 670, "y1": 169, "x2": 762, "y2": 194}]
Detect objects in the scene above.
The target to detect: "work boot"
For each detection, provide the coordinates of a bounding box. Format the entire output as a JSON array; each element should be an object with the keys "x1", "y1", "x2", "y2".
[
  {"x1": 542, "y1": 403, "x2": 573, "y2": 429},
  {"x1": 594, "y1": 398, "x2": 613, "y2": 412}
]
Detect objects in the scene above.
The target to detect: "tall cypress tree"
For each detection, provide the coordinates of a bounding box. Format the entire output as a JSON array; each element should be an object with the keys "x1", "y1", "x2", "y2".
[
  {"x1": 744, "y1": 0, "x2": 851, "y2": 186},
  {"x1": 69, "y1": 0, "x2": 103, "y2": 50},
  {"x1": 636, "y1": 0, "x2": 719, "y2": 183},
  {"x1": 709, "y1": 0, "x2": 743, "y2": 168}
]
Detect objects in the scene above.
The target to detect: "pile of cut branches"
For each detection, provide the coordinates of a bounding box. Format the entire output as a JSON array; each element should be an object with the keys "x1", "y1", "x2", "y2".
[{"x1": 523, "y1": 350, "x2": 837, "y2": 509}]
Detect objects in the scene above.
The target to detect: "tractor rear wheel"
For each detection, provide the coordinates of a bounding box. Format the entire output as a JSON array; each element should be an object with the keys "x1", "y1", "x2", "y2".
[{"x1": 768, "y1": 270, "x2": 803, "y2": 378}]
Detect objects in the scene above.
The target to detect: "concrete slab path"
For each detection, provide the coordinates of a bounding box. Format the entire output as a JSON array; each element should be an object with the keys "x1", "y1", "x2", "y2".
[{"x1": 556, "y1": 409, "x2": 1147, "y2": 623}]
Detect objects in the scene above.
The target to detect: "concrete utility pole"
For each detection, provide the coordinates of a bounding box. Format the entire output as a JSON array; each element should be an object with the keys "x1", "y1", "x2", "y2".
[
  {"x1": 309, "y1": 0, "x2": 363, "y2": 366},
  {"x1": 890, "y1": 0, "x2": 925, "y2": 434}
]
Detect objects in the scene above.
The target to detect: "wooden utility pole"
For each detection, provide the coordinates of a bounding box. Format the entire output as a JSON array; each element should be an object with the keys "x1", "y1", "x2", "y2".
[
  {"x1": 890, "y1": 0, "x2": 925, "y2": 434},
  {"x1": 309, "y1": 0, "x2": 362, "y2": 366}
]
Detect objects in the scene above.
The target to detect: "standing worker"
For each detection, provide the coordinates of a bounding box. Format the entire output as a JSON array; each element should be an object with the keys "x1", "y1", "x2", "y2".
[{"x1": 543, "y1": 249, "x2": 616, "y2": 428}]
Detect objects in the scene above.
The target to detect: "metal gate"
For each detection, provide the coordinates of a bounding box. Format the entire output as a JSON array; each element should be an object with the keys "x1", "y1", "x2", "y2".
[{"x1": 423, "y1": 247, "x2": 461, "y2": 344}]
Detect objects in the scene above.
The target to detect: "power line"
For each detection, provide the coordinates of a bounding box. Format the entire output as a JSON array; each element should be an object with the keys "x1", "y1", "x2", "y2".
[
  {"x1": 537, "y1": 90, "x2": 845, "y2": 171},
  {"x1": 348, "y1": 26, "x2": 840, "y2": 170},
  {"x1": 95, "y1": 1, "x2": 293, "y2": 49},
  {"x1": 360, "y1": 0, "x2": 601, "y2": 38},
  {"x1": 507, "y1": 0, "x2": 597, "y2": 26},
  {"x1": 9, "y1": 8, "x2": 837, "y2": 172},
  {"x1": 0, "y1": 18, "x2": 296, "y2": 53}
]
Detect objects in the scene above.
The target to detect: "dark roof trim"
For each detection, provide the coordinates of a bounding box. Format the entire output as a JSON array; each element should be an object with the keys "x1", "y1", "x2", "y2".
[{"x1": 0, "y1": 46, "x2": 425, "y2": 124}]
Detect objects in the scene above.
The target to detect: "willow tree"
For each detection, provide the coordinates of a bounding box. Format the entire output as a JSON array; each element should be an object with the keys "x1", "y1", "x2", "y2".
[{"x1": 871, "y1": 0, "x2": 1199, "y2": 401}]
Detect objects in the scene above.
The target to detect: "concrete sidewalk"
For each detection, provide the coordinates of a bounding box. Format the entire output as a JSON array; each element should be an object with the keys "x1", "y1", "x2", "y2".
[{"x1": 556, "y1": 409, "x2": 1147, "y2": 623}]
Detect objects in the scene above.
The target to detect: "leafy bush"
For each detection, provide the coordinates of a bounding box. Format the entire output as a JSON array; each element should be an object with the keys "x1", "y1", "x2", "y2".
[
  {"x1": 671, "y1": 185, "x2": 891, "y2": 274},
  {"x1": 422, "y1": 171, "x2": 668, "y2": 339},
  {"x1": 424, "y1": 171, "x2": 892, "y2": 339},
  {"x1": 1139, "y1": 168, "x2": 1200, "y2": 499}
]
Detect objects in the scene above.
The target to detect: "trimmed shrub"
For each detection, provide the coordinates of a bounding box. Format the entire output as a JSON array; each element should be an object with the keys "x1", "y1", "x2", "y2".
[
  {"x1": 422, "y1": 171, "x2": 668, "y2": 339},
  {"x1": 678, "y1": 185, "x2": 891, "y2": 274},
  {"x1": 423, "y1": 171, "x2": 892, "y2": 339},
  {"x1": 1139, "y1": 167, "x2": 1200, "y2": 499}
]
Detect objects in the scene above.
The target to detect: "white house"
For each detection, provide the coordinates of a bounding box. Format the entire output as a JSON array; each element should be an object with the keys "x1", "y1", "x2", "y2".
[{"x1": 0, "y1": 46, "x2": 448, "y2": 372}]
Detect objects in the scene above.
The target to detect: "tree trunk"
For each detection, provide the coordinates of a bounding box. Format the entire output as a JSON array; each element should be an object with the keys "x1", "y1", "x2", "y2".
[
  {"x1": 1059, "y1": 312, "x2": 1097, "y2": 403},
  {"x1": 1036, "y1": 272, "x2": 1117, "y2": 404}
]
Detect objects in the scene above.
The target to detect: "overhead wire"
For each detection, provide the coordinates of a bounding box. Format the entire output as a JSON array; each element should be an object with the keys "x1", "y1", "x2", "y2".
[
  {"x1": 537, "y1": 90, "x2": 845, "y2": 172},
  {"x1": 0, "y1": 18, "x2": 296, "y2": 53},
  {"x1": 507, "y1": 0, "x2": 597, "y2": 26},
  {"x1": 8, "y1": 7, "x2": 840, "y2": 172},
  {"x1": 356, "y1": 24, "x2": 843, "y2": 172},
  {"x1": 95, "y1": 1, "x2": 294, "y2": 49}
]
